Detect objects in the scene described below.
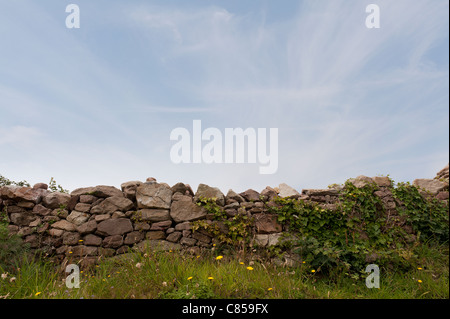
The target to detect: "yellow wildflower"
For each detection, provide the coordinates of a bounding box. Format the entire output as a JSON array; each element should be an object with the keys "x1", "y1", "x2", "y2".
[
  {"x1": 267, "y1": 288, "x2": 273, "y2": 291},
  {"x1": 311, "y1": 269, "x2": 316, "y2": 273},
  {"x1": 247, "y1": 267, "x2": 254, "y2": 271},
  {"x1": 187, "y1": 277, "x2": 193, "y2": 281},
  {"x1": 418, "y1": 280, "x2": 422, "y2": 283},
  {"x1": 208, "y1": 276, "x2": 214, "y2": 280},
  {"x1": 35, "y1": 292, "x2": 41, "y2": 296},
  {"x1": 216, "y1": 256, "x2": 223, "y2": 260}
]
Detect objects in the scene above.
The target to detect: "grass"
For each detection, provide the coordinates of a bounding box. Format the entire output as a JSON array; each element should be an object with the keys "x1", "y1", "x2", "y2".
[{"x1": 0, "y1": 241, "x2": 448, "y2": 299}]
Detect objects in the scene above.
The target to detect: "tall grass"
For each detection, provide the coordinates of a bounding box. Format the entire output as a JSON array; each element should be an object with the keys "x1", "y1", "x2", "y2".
[{"x1": 1, "y1": 243, "x2": 448, "y2": 299}]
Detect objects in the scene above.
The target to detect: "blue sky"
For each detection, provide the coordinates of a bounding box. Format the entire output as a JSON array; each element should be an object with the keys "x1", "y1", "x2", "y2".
[{"x1": 0, "y1": 0, "x2": 448, "y2": 194}]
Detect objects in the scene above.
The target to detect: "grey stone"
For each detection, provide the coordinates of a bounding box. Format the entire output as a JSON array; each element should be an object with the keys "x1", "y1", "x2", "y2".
[
  {"x1": 42, "y1": 192, "x2": 71, "y2": 209},
  {"x1": 278, "y1": 183, "x2": 300, "y2": 198},
  {"x1": 67, "y1": 211, "x2": 90, "y2": 226},
  {"x1": 180, "y1": 237, "x2": 197, "y2": 247},
  {"x1": 71, "y1": 185, "x2": 123, "y2": 198},
  {"x1": 194, "y1": 184, "x2": 225, "y2": 206},
  {"x1": 170, "y1": 195, "x2": 207, "y2": 223},
  {"x1": 136, "y1": 183, "x2": 173, "y2": 209},
  {"x1": 166, "y1": 231, "x2": 182, "y2": 243},
  {"x1": 91, "y1": 196, "x2": 134, "y2": 214},
  {"x1": 413, "y1": 178, "x2": 448, "y2": 195},
  {"x1": 140, "y1": 209, "x2": 171, "y2": 222},
  {"x1": 76, "y1": 220, "x2": 97, "y2": 235},
  {"x1": 124, "y1": 231, "x2": 144, "y2": 245},
  {"x1": 97, "y1": 218, "x2": 133, "y2": 236},
  {"x1": 102, "y1": 235, "x2": 124, "y2": 248},
  {"x1": 51, "y1": 220, "x2": 77, "y2": 232},
  {"x1": 83, "y1": 234, "x2": 102, "y2": 246},
  {"x1": 63, "y1": 232, "x2": 81, "y2": 245}
]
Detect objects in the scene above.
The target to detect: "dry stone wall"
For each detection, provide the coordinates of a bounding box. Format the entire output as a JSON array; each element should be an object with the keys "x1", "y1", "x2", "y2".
[{"x1": 1, "y1": 165, "x2": 448, "y2": 265}]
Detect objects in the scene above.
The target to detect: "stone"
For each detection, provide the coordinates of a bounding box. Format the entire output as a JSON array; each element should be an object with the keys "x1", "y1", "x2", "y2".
[
  {"x1": 194, "y1": 184, "x2": 225, "y2": 206},
  {"x1": 74, "y1": 203, "x2": 91, "y2": 213},
  {"x1": 124, "y1": 231, "x2": 144, "y2": 245},
  {"x1": 260, "y1": 187, "x2": 278, "y2": 201},
  {"x1": 51, "y1": 220, "x2": 77, "y2": 232},
  {"x1": 435, "y1": 163, "x2": 449, "y2": 181},
  {"x1": 121, "y1": 181, "x2": 142, "y2": 200},
  {"x1": 136, "y1": 240, "x2": 182, "y2": 252},
  {"x1": 76, "y1": 220, "x2": 97, "y2": 235},
  {"x1": 63, "y1": 232, "x2": 81, "y2": 245},
  {"x1": 79, "y1": 195, "x2": 97, "y2": 204},
  {"x1": 33, "y1": 183, "x2": 48, "y2": 190},
  {"x1": 146, "y1": 231, "x2": 166, "y2": 240},
  {"x1": 32, "y1": 204, "x2": 52, "y2": 216},
  {"x1": 175, "y1": 221, "x2": 192, "y2": 231},
  {"x1": 171, "y1": 182, "x2": 194, "y2": 196},
  {"x1": 166, "y1": 231, "x2": 182, "y2": 243},
  {"x1": 255, "y1": 214, "x2": 282, "y2": 234},
  {"x1": 102, "y1": 235, "x2": 124, "y2": 248},
  {"x1": 29, "y1": 218, "x2": 41, "y2": 227},
  {"x1": 112, "y1": 211, "x2": 126, "y2": 219},
  {"x1": 134, "y1": 222, "x2": 150, "y2": 231},
  {"x1": 254, "y1": 234, "x2": 269, "y2": 246},
  {"x1": 83, "y1": 234, "x2": 102, "y2": 246},
  {"x1": 413, "y1": 179, "x2": 448, "y2": 195},
  {"x1": 91, "y1": 196, "x2": 134, "y2": 214},
  {"x1": 136, "y1": 183, "x2": 173, "y2": 209},
  {"x1": 70, "y1": 245, "x2": 98, "y2": 257},
  {"x1": 67, "y1": 195, "x2": 79, "y2": 211},
  {"x1": 49, "y1": 228, "x2": 64, "y2": 237},
  {"x1": 24, "y1": 235, "x2": 39, "y2": 248},
  {"x1": 267, "y1": 233, "x2": 283, "y2": 247},
  {"x1": 301, "y1": 189, "x2": 340, "y2": 196},
  {"x1": 67, "y1": 211, "x2": 90, "y2": 226},
  {"x1": 192, "y1": 231, "x2": 211, "y2": 244},
  {"x1": 17, "y1": 201, "x2": 35, "y2": 209},
  {"x1": 17, "y1": 227, "x2": 33, "y2": 237},
  {"x1": 71, "y1": 185, "x2": 124, "y2": 198},
  {"x1": 170, "y1": 195, "x2": 207, "y2": 223},
  {"x1": 10, "y1": 212, "x2": 36, "y2": 226},
  {"x1": 239, "y1": 189, "x2": 261, "y2": 202},
  {"x1": 180, "y1": 237, "x2": 197, "y2": 247},
  {"x1": 140, "y1": 209, "x2": 171, "y2": 222},
  {"x1": 94, "y1": 214, "x2": 110, "y2": 222},
  {"x1": 372, "y1": 176, "x2": 392, "y2": 187},
  {"x1": 278, "y1": 183, "x2": 301, "y2": 198},
  {"x1": 42, "y1": 192, "x2": 71, "y2": 209},
  {"x1": 150, "y1": 220, "x2": 172, "y2": 231},
  {"x1": 98, "y1": 248, "x2": 115, "y2": 257},
  {"x1": 225, "y1": 189, "x2": 245, "y2": 204},
  {"x1": 52, "y1": 208, "x2": 68, "y2": 218},
  {"x1": 96, "y1": 218, "x2": 133, "y2": 236},
  {"x1": 436, "y1": 191, "x2": 449, "y2": 201},
  {"x1": 0, "y1": 186, "x2": 48, "y2": 204},
  {"x1": 348, "y1": 176, "x2": 375, "y2": 189}
]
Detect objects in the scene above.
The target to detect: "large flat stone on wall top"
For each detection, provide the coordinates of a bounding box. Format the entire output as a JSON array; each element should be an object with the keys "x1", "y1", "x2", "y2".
[
  {"x1": 71, "y1": 185, "x2": 123, "y2": 198},
  {"x1": 42, "y1": 192, "x2": 72, "y2": 209},
  {"x1": 278, "y1": 183, "x2": 300, "y2": 198},
  {"x1": 413, "y1": 179, "x2": 448, "y2": 195},
  {"x1": 0, "y1": 186, "x2": 49, "y2": 204},
  {"x1": 194, "y1": 184, "x2": 225, "y2": 206},
  {"x1": 136, "y1": 183, "x2": 172, "y2": 209}
]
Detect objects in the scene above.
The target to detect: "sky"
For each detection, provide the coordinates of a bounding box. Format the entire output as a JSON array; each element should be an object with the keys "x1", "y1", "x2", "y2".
[{"x1": 0, "y1": 0, "x2": 448, "y2": 194}]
